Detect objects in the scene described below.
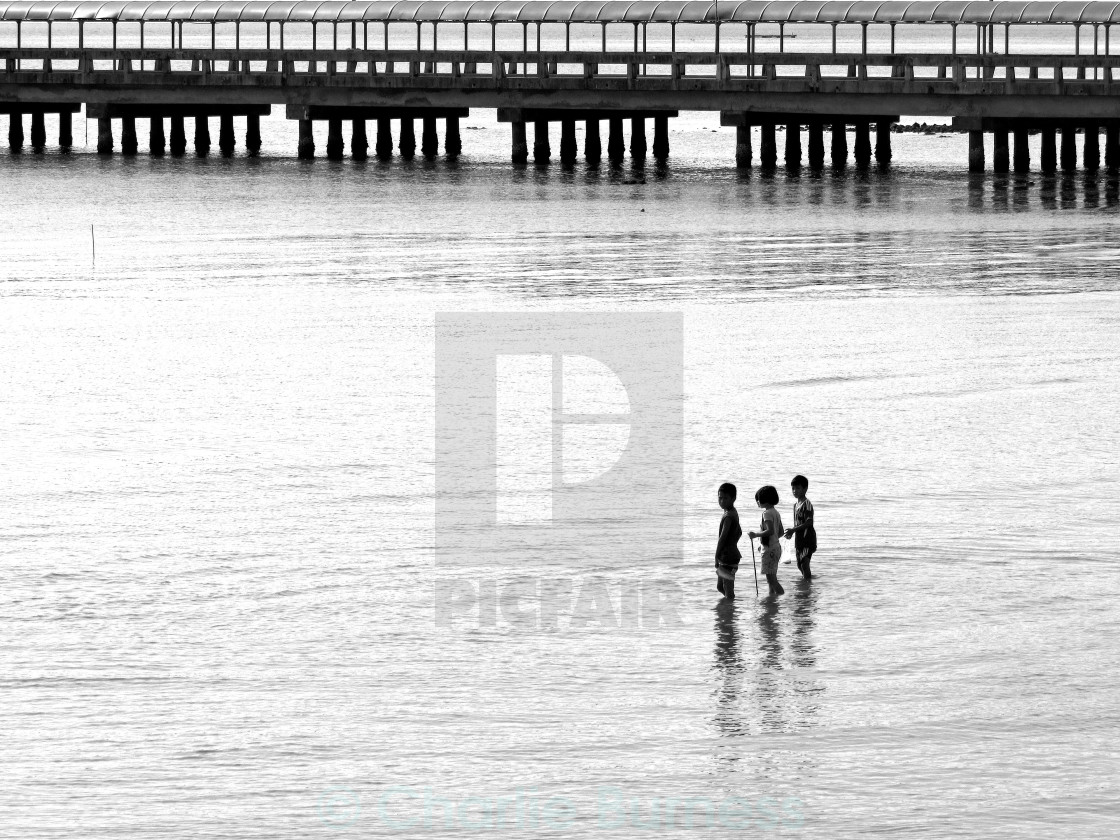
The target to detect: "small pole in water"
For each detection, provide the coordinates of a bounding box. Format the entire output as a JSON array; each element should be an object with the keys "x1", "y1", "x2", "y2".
[
  {"x1": 91, "y1": 225, "x2": 95, "y2": 268},
  {"x1": 749, "y1": 535, "x2": 759, "y2": 598}
]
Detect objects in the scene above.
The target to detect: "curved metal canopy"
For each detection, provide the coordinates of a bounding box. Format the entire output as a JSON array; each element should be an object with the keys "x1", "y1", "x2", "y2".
[{"x1": 2, "y1": 1, "x2": 1119, "y2": 25}]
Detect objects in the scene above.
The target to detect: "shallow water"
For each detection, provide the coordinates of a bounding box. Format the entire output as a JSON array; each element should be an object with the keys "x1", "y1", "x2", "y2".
[{"x1": 2, "y1": 112, "x2": 1119, "y2": 838}]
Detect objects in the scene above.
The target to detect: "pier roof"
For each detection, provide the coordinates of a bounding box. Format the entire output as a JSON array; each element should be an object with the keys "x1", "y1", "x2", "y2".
[{"x1": 3, "y1": 0, "x2": 1120, "y2": 25}]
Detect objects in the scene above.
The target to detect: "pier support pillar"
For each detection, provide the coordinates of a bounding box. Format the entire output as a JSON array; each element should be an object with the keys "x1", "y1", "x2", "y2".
[
  {"x1": 735, "y1": 124, "x2": 752, "y2": 169},
  {"x1": 875, "y1": 121, "x2": 892, "y2": 164},
  {"x1": 584, "y1": 119, "x2": 601, "y2": 164},
  {"x1": 297, "y1": 118, "x2": 314, "y2": 159},
  {"x1": 653, "y1": 116, "x2": 669, "y2": 161},
  {"x1": 8, "y1": 113, "x2": 24, "y2": 152},
  {"x1": 968, "y1": 130, "x2": 984, "y2": 172},
  {"x1": 246, "y1": 114, "x2": 261, "y2": 157},
  {"x1": 807, "y1": 123, "x2": 825, "y2": 169},
  {"x1": 195, "y1": 116, "x2": 211, "y2": 157},
  {"x1": 831, "y1": 122, "x2": 847, "y2": 167},
  {"x1": 511, "y1": 120, "x2": 528, "y2": 164},
  {"x1": 760, "y1": 122, "x2": 777, "y2": 168},
  {"x1": 121, "y1": 117, "x2": 138, "y2": 156},
  {"x1": 326, "y1": 118, "x2": 344, "y2": 160},
  {"x1": 170, "y1": 116, "x2": 187, "y2": 156},
  {"x1": 352, "y1": 120, "x2": 368, "y2": 160},
  {"x1": 533, "y1": 120, "x2": 550, "y2": 163},
  {"x1": 993, "y1": 124, "x2": 1009, "y2": 173},
  {"x1": 854, "y1": 121, "x2": 871, "y2": 169},
  {"x1": 219, "y1": 114, "x2": 236, "y2": 157},
  {"x1": 376, "y1": 118, "x2": 393, "y2": 159},
  {"x1": 1105, "y1": 125, "x2": 1119, "y2": 170},
  {"x1": 30, "y1": 112, "x2": 46, "y2": 151},
  {"x1": 421, "y1": 117, "x2": 438, "y2": 159},
  {"x1": 445, "y1": 117, "x2": 461, "y2": 158},
  {"x1": 96, "y1": 117, "x2": 112, "y2": 155},
  {"x1": 1041, "y1": 128, "x2": 1057, "y2": 173},
  {"x1": 630, "y1": 118, "x2": 647, "y2": 163},
  {"x1": 399, "y1": 119, "x2": 416, "y2": 159},
  {"x1": 1060, "y1": 126, "x2": 1076, "y2": 171},
  {"x1": 560, "y1": 119, "x2": 577, "y2": 164},
  {"x1": 59, "y1": 112, "x2": 73, "y2": 150},
  {"x1": 784, "y1": 122, "x2": 801, "y2": 168},
  {"x1": 1084, "y1": 124, "x2": 1099, "y2": 172},
  {"x1": 1013, "y1": 128, "x2": 1029, "y2": 172},
  {"x1": 149, "y1": 117, "x2": 166, "y2": 156},
  {"x1": 607, "y1": 117, "x2": 624, "y2": 163}
]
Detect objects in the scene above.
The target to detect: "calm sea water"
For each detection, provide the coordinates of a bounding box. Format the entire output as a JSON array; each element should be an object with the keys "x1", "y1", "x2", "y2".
[{"x1": 2, "y1": 104, "x2": 1119, "y2": 839}]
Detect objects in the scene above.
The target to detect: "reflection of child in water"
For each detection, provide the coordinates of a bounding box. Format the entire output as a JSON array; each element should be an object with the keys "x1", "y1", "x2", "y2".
[
  {"x1": 749, "y1": 485, "x2": 785, "y2": 597},
  {"x1": 715, "y1": 483, "x2": 742, "y2": 600}
]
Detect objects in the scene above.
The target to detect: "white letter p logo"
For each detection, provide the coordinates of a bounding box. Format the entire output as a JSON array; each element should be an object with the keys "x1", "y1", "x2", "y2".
[{"x1": 496, "y1": 354, "x2": 630, "y2": 524}]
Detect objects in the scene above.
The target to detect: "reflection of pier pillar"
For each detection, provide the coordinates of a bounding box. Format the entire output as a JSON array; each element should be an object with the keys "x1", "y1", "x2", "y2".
[
  {"x1": 784, "y1": 122, "x2": 801, "y2": 168},
  {"x1": 8, "y1": 113, "x2": 24, "y2": 152},
  {"x1": 194, "y1": 116, "x2": 211, "y2": 157},
  {"x1": 584, "y1": 119, "x2": 601, "y2": 164},
  {"x1": 607, "y1": 117, "x2": 624, "y2": 163},
  {"x1": 831, "y1": 122, "x2": 847, "y2": 167},
  {"x1": 875, "y1": 121, "x2": 892, "y2": 164},
  {"x1": 170, "y1": 116, "x2": 186, "y2": 156},
  {"x1": 560, "y1": 119, "x2": 577, "y2": 164},
  {"x1": 1060, "y1": 126, "x2": 1076, "y2": 171},
  {"x1": 246, "y1": 114, "x2": 261, "y2": 157},
  {"x1": 1040, "y1": 128, "x2": 1056, "y2": 173},
  {"x1": 59, "y1": 112, "x2": 73, "y2": 149},
  {"x1": 445, "y1": 117, "x2": 461, "y2": 158},
  {"x1": 993, "y1": 124, "x2": 1009, "y2": 173},
  {"x1": 219, "y1": 114, "x2": 236, "y2": 157},
  {"x1": 653, "y1": 116, "x2": 669, "y2": 160},
  {"x1": 297, "y1": 118, "x2": 314, "y2": 159},
  {"x1": 326, "y1": 118, "x2": 344, "y2": 160},
  {"x1": 807, "y1": 123, "x2": 824, "y2": 169},
  {"x1": 854, "y1": 121, "x2": 871, "y2": 168},
  {"x1": 1084, "y1": 124, "x2": 1099, "y2": 172},
  {"x1": 376, "y1": 118, "x2": 393, "y2": 159},
  {"x1": 421, "y1": 117, "x2": 438, "y2": 159},
  {"x1": 1106, "y1": 125, "x2": 1119, "y2": 170},
  {"x1": 1013, "y1": 128, "x2": 1029, "y2": 172},
  {"x1": 150, "y1": 117, "x2": 165, "y2": 156},
  {"x1": 96, "y1": 117, "x2": 112, "y2": 155},
  {"x1": 352, "y1": 120, "x2": 368, "y2": 160},
  {"x1": 630, "y1": 118, "x2": 647, "y2": 162},
  {"x1": 968, "y1": 130, "x2": 984, "y2": 172},
  {"x1": 511, "y1": 120, "x2": 527, "y2": 163},
  {"x1": 30, "y1": 112, "x2": 46, "y2": 150},
  {"x1": 399, "y1": 119, "x2": 416, "y2": 158},
  {"x1": 735, "y1": 124, "x2": 752, "y2": 168},
  {"x1": 533, "y1": 120, "x2": 550, "y2": 163},
  {"x1": 760, "y1": 122, "x2": 777, "y2": 168},
  {"x1": 121, "y1": 117, "x2": 138, "y2": 155}
]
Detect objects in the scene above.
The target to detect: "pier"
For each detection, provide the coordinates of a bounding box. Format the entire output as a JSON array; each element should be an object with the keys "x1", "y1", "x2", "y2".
[{"x1": 3, "y1": 1, "x2": 1120, "y2": 171}]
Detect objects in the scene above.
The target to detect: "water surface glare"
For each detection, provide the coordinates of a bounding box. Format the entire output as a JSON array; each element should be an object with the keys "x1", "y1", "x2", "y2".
[{"x1": 1, "y1": 133, "x2": 1119, "y2": 839}]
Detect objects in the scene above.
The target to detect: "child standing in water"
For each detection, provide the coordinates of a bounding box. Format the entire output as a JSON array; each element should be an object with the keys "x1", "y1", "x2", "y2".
[
  {"x1": 749, "y1": 485, "x2": 785, "y2": 596},
  {"x1": 785, "y1": 474, "x2": 816, "y2": 579},
  {"x1": 715, "y1": 483, "x2": 742, "y2": 599}
]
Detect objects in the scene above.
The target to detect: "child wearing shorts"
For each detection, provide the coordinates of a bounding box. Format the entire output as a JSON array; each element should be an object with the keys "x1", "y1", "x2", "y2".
[
  {"x1": 749, "y1": 485, "x2": 785, "y2": 597},
  {"x1": 785, "y1": 474, "x2": 816, "y2": 580},
  {"x1": 715, "y1": 482, "x2": 743, "y2": 600}
]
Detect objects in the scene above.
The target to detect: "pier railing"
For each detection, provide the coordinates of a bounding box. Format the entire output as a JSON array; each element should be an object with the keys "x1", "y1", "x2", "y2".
[{"x1": 7, "y1": 48, "x2": 1120, "y2": 82}]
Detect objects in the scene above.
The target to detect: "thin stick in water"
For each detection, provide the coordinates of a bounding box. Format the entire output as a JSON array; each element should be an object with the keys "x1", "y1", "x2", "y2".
[{"x1": 91, "y1": 225, "x2": 95, "y2": 267}]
